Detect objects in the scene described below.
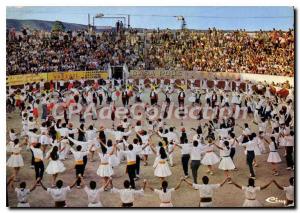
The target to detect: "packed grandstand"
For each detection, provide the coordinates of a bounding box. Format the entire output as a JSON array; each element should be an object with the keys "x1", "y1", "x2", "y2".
[{"x1": 6, "y1": 27, "x2": 294, "y2": 76}]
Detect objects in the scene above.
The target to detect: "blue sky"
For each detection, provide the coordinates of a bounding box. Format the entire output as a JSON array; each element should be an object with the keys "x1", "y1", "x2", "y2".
[{"x1": 6, "y1": 6, "x2": 294, "y2": 30}]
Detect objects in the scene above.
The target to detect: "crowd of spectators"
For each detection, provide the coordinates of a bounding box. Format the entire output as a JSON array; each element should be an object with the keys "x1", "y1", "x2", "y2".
[{"x1": 6, "y1": 27, "x2": 294, "y2": 76}]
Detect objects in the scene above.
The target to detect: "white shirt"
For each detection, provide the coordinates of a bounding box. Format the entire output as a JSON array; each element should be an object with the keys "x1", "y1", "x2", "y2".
[
  {"x1": 284, "y1": 136, "x2": 294, "y2": 147},
  {"x1": 111, "y1": 188, "x2": 144, "y2": 203},
  {"x1": 15, "y1": 188, "x2": 30, "y2": 203},
  {"x1": 27, "y1": 131, "x2": 40, "y2": 144},
  {"x1": 85, "y1": 129, "x2": 97, "y2": 141},
  {"x1": 9, "y1": 132, "x2": 17, "y2": 141},
  {"x1": 106, "y1": 129, "x2": 132, "y2": 141},
  {"x1": 122, "y1": 150, "x2": 137, "y2": 162},
  {"x1": 28, "y1": 121, "x2": 36, "y2": 130},
  {"x1": 84, "y1": 186, "x2": 104, "y2": 204},
  {"x1": 70, "y1": 148, "x2": 89, "y2": 161},
  {"x1": 31, "y1": 147, "x2": 44, "y2": 160},
  {"x1": 193, "y1": 183, "x2": 220, "y2": 198},
  {"x1": 47, "y1": 186, "x2": 71, "y2": 202},
  {"x1": 40, "y1": 126, "x2": 48, "y2": 134},
  {"x1": 181, "y1": 143, "x2": 192, "y2": 155},
  {"x1": 56, "y1": 127, "x2": 69, "y2": 137},
  {"x1": 283, "y1": 185, "x2": 294, "y2": 201},
  {"x1": 39, "y1": 134, "x2": 50, "y2": 145},
  {"x1": 240, "y1": 140, "x2": 255, "y2": 151},
  {"x1": 133, "y1": 144, "x2": 142, "y2": 154},
  {"x1": 154, "y1": 188, "x2": 175, "y2": 203},
  {"x1": 99, "y1": 153, "x2": 110, "y2": 164},
  {"x1": 242, "y1": 186, "x2": 260, "y2": 200},
  {"x1": 190, "y1": 144, "x2": 206, "y2": 160},
  {"x1": 68, "y1": 137, "x2": 94, "y2": 152},
  {"x1": 158, "y1": 132, "x2": 179, "y2": 144}
]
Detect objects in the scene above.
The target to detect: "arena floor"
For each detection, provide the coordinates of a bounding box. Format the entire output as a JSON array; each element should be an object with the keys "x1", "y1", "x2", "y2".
[{"x1": 6, "y1": 89, "x2": 293, "y2": 207}]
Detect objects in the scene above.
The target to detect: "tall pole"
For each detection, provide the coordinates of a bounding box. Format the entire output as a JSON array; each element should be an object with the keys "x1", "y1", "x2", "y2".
[{"x1": 128, "y1": 15, "x2": 130, "y2": 28}]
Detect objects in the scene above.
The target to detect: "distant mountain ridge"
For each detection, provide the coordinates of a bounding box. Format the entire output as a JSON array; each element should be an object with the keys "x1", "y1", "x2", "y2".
[{"x1": 6, "y1": 19, "x2": 111, "y2": 31}]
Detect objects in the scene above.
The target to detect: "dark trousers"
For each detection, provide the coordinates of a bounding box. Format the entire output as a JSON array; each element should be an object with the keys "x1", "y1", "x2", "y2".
[
  {"x1": 30, "y1": 149, "x2": 35, "y2": 166},
  {"x1": 41, "y1": 104, "x2": 47, "y2": 120},
  {"x1": 181, "y1": 154, "x2": 190, "y2": 176},
  {"x1": 127, "y1": 164, "x2": 136, "y2": 189},
  {"x1": 247, "y1": 151, "x2": 255, "y2": 177},
  {"x1": 178, "y1": 98, "x2": 184, "y2": 106},
  {"x1": 150, "y1": 98, "x2": 156, "y2": 105},
  {"x1": 230, "y1": 148, "x2": 236, "y2": 160},
  {"x1": 122, "y1": 97, "x2": 129, "y2": 106},
  {"x1": 34, "y1": 161, "x2": 44, "y2": 180},
  {"x1": 98, "y1": 96, "x2": 103, "y2": 106},
  {"x1": 82, "y1": 155, "x2": 88, "y2": 175},
  {"x1": 122, "y1": 202, "x2": 133, "y2": 207},
  {"x1": 286, "y1": 146, "x2": 294, "y2": 168},
  {"x1": 75, "y1": 164, "x2": 85, "y2": 186},
  {"x1": 136, "y1": 155, "x2": 140, "y2": 176},
  {"x1": 191, "y1": 160, "x2": 201, "y2": 184}
]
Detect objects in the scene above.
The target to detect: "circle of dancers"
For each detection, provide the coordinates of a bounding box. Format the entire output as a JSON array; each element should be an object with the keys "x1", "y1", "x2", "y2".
[{"x1": 6, "y1": 77, "x2": 294, "y2": 207}]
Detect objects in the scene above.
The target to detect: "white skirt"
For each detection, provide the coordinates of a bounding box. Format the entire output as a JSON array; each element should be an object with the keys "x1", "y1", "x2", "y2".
[
  {"x1": 7, "y1": 154, "x2": 24, "y2": 168},
  {"x1": 254, "y1": 145, "x2": 261, "y2": 156},
  {"x1": 201, "y1": 152, "x2": 220, "y2": 165},
  {"x1": 46, "y1": 160, "x2": 66, "y2": 175},
  {"x1": 160, "y1": 202, "x2": 173, "y2": 207},
  {"x1": 17, "y1": 202, "x2": 30, "y2": 207},
  {"x1": 109, "y1": 155, "x2": 120, "y2": 167},
  {"x1": 218, "y1": 157, "x2": 235, "y2": 170},
  {"x1": 88, "y1": 202, "x2": 103, "y2": 207},
  {"x1": 267, "y1": 152, "x2": 282, "y2": 163},
  {"x1": 97, "y1": 164, "x2": 114, "y2": 177},
  {"x1": 243, "y1": 199, "x2": 262, "y2": 207},
  {"x1": 154, "y1": 163, "x2": 172, "y2": 177},
  {"x1": 142, "y1": 146, "x2": 153, "y2": 155}
]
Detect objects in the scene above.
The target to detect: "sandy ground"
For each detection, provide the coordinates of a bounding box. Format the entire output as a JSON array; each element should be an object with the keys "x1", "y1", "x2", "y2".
[{"x1": 6, "y1": 89, "x2": 293, "y2": 207}]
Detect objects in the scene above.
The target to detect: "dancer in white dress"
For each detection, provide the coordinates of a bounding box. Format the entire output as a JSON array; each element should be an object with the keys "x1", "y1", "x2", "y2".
[
  {"x1": 150, "y1": 145, "x2": 172, "y2": 180},
  {"x1": 137, "y1": 130, "x2": 153, "y2": 166},
  {"x1": 251, "y1": 133, "x2": 261, "y2": 167},
  {"x1": 45, "y1": 146, "x2": 66, "y2": 187},
  {"x1": 264, "y1": 136, "x2": 282, "y2": 176},
  {"x1": 96, "y1": 145, "x2": 116, "y2": 188},
  {"x1": 145, "y1": 178, "x2": 184, "y2": 207},
  {"x1": 7, "y1": 139, "x2": 25, "y2": 182},
  {"x1": 201, "y1": 139, "x2": 220, "y2": 175},
  {"x1": 213, "y1": 141, "x2": 235, "y2": 178},
  {"x1": 230, "y1": 178, "x2": 273, "y2": 207},
  {"x1": 99, "y1": 139, "x2": 120, "y2": 167}
]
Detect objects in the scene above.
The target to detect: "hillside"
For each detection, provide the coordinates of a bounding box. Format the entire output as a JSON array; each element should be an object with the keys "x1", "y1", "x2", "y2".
[{"x1": 7, "y1": 19, "x2": 97, "y2": 31}]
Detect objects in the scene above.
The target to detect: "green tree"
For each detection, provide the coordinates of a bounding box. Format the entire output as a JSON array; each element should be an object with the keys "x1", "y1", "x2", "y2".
[{"x1": 51, "y1": 21, "x2": 65, "y2": 32}]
